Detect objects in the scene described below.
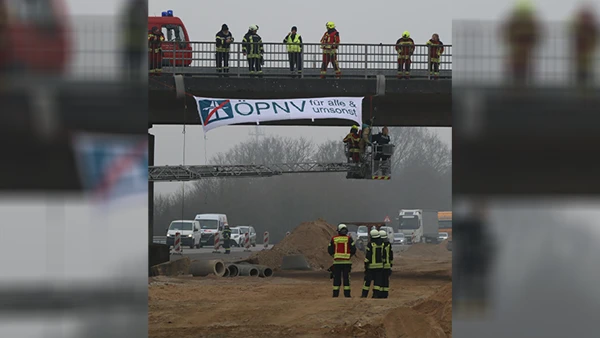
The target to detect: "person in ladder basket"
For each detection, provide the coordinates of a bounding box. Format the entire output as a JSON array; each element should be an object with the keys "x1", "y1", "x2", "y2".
[
  {"x1": 243, "y1": 24, "x2": 264, "y2": 77},
  {"x1": 148, "y1": 26, "x2": 165, "y2": 74},
  {"x1": 283, "y1": 26, "x2": 303, "y2": 77},
  {"x1": 379, "y1": 229, "x2": 393, "y2": 299},
  {"x1": 328, "y1": 224, "x2": 357, "y2": 297},
  {"x1": 320, "y1": 21, "x2": 341, "y2": 79},
  {"x1": 215, "y1": 24, "x2": 234, "y2": 76},
  {"x1": 343, "y1": 125, "x2": 361, "y2": 163},
  {"x1": 222, "y1": 224, "x2": 232, "y2": 254},
  {"x1": 359, "y1": 119, "x2": 373, "y2": 161},
  {"x1": 426, "y1": 33, "x2": 444, "y2": 79},
  {"x1": 361, "y1": 228, "x2": 380, "y2": 298},
  {"x1": 365, "y1": 229, "x2": 385, "y2": 298},
  {"x1": 395, "y1": 31, "x2": 415, "y2": 79},
  {"x1": 372, "y1": 126, "x2": 391, "y2": 175}
]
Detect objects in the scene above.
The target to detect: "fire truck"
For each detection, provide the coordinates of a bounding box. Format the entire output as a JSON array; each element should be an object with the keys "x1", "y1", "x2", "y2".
[{"x1": 147, "y1": 10, "x2": 192, "y2": 67}]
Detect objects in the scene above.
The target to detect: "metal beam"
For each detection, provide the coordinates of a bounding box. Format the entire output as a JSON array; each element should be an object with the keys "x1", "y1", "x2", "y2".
[{"x1": 149, "y1": 162, "x2": 354, "y2": 182}]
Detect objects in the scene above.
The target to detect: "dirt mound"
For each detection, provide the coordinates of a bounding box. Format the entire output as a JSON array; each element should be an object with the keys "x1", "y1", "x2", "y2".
[
  {"x1": 247, "y1": 219, "x2": 365, "y2": 271},
  {"x1": 403, "y1": 240, "x2": 452, "y2": 259},
  {"x1": 383, "y1": 307, "x2": 447, "y2": 338},
  {"x1": 412, "y1": 284, "x2": 453, "y2": 337}
]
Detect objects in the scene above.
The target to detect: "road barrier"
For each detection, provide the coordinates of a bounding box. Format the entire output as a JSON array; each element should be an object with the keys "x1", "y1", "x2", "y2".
[
  {"x1": 243, "y1": 233, "x2": 251, "y2": 252},
  {"x1": 212, "y1": 232, "x2": 221, "y2": 253},
  {"x1": 190, "y1": 259, "x2": 226, "y2": 277},
  {"x1": 172, "y1": 232, "x2": 183, "y2": 255},
  {"x1": 263, "y1": 231, "x2": 269, "y2": 249}
]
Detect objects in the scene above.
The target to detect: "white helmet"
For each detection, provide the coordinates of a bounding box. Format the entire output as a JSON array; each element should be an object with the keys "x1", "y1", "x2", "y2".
[
  {"x1": 249, "y1": 24, "x2": 258, "y2": 31},
  {"x1": 379, "y1": 230, "x2": 387, "y2": 238},
  {"x1": 337, "y1": 224, "x2": 347, "y2": 231},
  {"x1": 370, "y1": 229, "x2": 380, "y2": 238}
]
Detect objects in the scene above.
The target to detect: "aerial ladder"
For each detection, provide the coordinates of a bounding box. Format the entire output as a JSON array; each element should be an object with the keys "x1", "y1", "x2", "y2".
[{"x1": 149, "y1": 143, "x2": 395, "y2": 182}]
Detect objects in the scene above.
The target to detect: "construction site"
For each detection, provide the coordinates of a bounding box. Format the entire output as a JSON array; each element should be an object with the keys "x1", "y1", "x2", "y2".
[{"x1": 149, "y1": 220, "x2": 452, "y2": 338}]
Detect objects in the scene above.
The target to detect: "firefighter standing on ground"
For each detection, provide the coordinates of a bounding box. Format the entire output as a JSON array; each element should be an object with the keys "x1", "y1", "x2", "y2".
[
  {"x1": 396, "y1": 31, "x2": 415, "y2": 79},
  {"x1": 222, "y1": 225, "x2": 232, "y2": 254},
  {"x1": 380, "y1": 229, "x2": 393, "y2": 299},
  {"x1": 215, "y1": 24, "x2": 234, "y2": 75},
  {"x1": 365, "y1": 229, "x2": 386, "y2": 298},
  {"x1": 503, "y1": 0, "x2": 540, "y2": 85},
  {"x1": 148, "y1": 26, "x2": 165, "y2": 74},
  {"x1": 243, "y1": 25, "x2": 264, "y2": 77},
  {"x1": 320, "y1": 22, "x2": 341, "y2": 79},
  {"x1": 361, "y1": 228, "x2": 378, "y2": 298},
  {"x1": 343, "y1": 125, "x2": 361, "y2": 163},
  {"x1": 571, "y1": 5, "x2": 598, "y2": 86},
  {"x1": 328, "y1": 224, "x2": 357, "y2": 298},
  {"x1": 284, "y1": 26, "x2": 303, "y2": 77},
  {"x1": 426, "y1": 33, "x2": 444, "y2": 80}
]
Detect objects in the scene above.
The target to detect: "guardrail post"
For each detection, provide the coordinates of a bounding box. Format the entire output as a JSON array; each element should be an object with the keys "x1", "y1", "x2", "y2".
[
  {"x1": 364, "y1": 45, "x2": 368, "y2": 79},
  {"x1": 237, "y1": 43, "x2": 241, "y2": 77},
  {"x1": 427, "y1": 44, "x2": 431, "y2": 80}
]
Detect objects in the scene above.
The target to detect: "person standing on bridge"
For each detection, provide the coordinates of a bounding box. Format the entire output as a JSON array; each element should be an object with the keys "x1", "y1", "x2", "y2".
[
  {"x1": 503, "y1": 0, "x2": 540, "y2": 85},
  {"x1": 320, "y1": 22, "x2": 341, "y2": 79},
  {"x1": 426, "y1": 33, "x2": 445, "y2": 80},
  {"x1": 284, "y1": 26, "x2": 303, "y2": 77},
  {"x1": 395, "y1": 31, "x2": 415, "y2": 79},
  {"x1": 365, "y1": 229, "x2": 385, "y2": 298},
  {"x1": 242, "y1": 25, "x2": 264, "y2": 77},
  {"x1": 148, "y1": 26, "x2": 165, "y2": 75},
  {"x1": 328, "y1": 224, "x2": 357, "y2": 298},
  {"x1": 222, "y1": 224, "x2": 232, "y2": 254},
  {"x1": 215, "y1": 24, "x2": 234, "y2": 76},
  {"x1": 380, "y1": 229, "x2": 393, "y2": 299}
]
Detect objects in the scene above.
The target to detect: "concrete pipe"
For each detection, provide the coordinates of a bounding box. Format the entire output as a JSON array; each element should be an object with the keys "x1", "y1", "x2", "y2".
[
  {"x1": 227, "y1": 264, "x2": 240, "y2": 277},
  {"x1": 222, "y1": 267, "x2": 230, "y2": 277},
  {"x1": 235, "y1": 264, "x2": 259, "y2": 277},
  {"x1": 254, "y1": 265, "x2": 274, "y2": 278},
  {"x1": 190, "y1": 259, "x2": 226, "y2": 277}
]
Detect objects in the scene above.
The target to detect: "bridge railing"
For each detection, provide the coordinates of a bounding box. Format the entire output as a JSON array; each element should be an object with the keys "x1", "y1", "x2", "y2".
[{"x1": 155, "y1": 42, "x2": 452, "y2": 78}]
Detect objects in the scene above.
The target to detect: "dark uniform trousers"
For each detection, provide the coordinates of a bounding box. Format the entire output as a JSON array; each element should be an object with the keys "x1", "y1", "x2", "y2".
[
  {"x1": 370, "y1": 268, "x2": 385, "y2": 298},
  {"x1": 332, "y1": 264, "x2": 352, "y2": 298}
]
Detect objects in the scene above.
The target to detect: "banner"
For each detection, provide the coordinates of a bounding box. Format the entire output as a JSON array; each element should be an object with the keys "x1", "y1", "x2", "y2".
[{"x1": 194, "y1": 96, "x2": 364, "y2": 132}]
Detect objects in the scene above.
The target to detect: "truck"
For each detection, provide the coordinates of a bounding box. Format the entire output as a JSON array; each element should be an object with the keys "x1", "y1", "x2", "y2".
[
  {"x1": 398, "y1": 209, "x2": 423, "y2": 244},
  {"x1": 148, "y1": 9, "x2": 193, "y2": 67},
  {"x1": 438, "y1": 211, "x2": 452, "y2": 239},
  {"x1": 422, "y1": 210, "x2": 440, "y2": 244}
]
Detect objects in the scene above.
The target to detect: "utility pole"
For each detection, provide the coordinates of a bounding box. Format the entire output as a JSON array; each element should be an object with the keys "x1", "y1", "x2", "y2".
[{"x1": 249, "y1": 125, "x2": 265, "y2": 143}]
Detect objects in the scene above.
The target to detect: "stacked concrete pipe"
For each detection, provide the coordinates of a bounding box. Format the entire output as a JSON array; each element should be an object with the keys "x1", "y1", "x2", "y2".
[
  {"x1": 190, "y1": 259, "x2": 226, "y2": 277},
  {"x1": 226, "y1": 264, "x2": 240, "y2": 277},
  {"x1": 254, "y1": 265, "x2": 274, "y2": 278},
  {"x1": 235, "y1": 264, "x2": 259, "y2": 277}
]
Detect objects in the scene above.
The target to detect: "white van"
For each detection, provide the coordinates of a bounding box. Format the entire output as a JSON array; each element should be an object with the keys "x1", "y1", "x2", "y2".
[
  {"x1": 166, "y1": 220, "x2": 201, "y2": 249},
  {"x1": 195, "y1": 213, "x2": 228, "y2": 246}
]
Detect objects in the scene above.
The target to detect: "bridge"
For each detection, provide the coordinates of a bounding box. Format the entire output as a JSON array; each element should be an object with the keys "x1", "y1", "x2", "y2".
[{"x1": 148, "y1": 42, "x2": 452, "y2": 128}]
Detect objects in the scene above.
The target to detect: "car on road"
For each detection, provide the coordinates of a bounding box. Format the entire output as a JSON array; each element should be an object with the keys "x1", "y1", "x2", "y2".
[
  {"x1": 438, "y1": 232, "x2": 449, "y2": 241},
  {"x1": 348, "y1": 231, "x2": 358, "y2": 241},
  {"x1": 393, "y1": 232, "x2": 405, "y2": 245},
  {"x1": 237, "y1": 226, "x2": 257, "y2": 247},
  {"x1": 165, "y1": 220, "x2": 201, "y2": 249},
  {"x1": 229, "y1": 227, "x2": 243, "y2": 246}
]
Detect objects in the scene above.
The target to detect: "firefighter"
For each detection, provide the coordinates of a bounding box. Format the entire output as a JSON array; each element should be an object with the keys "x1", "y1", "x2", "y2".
[
  {"x1": 395, "y1": 31, "x2": 415, "y2": 79},
  {"x1": 503, "y1": 0, "x2": 540, "y2": 85},
  {"x1": 242, "y1": 25, "x2": 264, "y2": 77},
  {"x1": 320, "y1": 22, "x2": 341, "y2": 79},
  {"x1": 372, "y1": 126, "x2": 391, "y2": 175},
  {"x1": 571, "y1": 5, "x2": 598, "y2": 86},
  {"x1": 361, "y1": 228, "x2": 378, "y2": 298},
  {"x1": 365, "y1": 229, "x2": 385, "y2": 298},
  {"x1": 123, "y1": 0, "x2": 147, "y2": 81},
  {"x1": 379, "y1": 229, "x2": 393, "y2": 299},
  {"x1": 327, "y1": 224, "x2": 357, "y2": 298},
  {"x1": 284, "y1": 26, "x2": 303, "y2": 77},
  {"x1": 426, "y1": 33, "x2": 445, "y2": 80},
  {"x1": 222, "y1": 225, "x2": 232, "y2": 254},
  {"x1": 343, "y1": 125, "x2": 361, "y2": 163},
  {"x1": 148, "y1": 26, "x2": 165, "y2": 75},
  {"x1": 215, "y1": 24, "x2": 234, "y2": 76}
]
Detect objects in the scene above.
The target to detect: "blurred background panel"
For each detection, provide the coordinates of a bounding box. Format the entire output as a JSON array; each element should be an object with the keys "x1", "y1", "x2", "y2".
[
  {"x1": 453, "y1": 1, "x2": 600, "y2": 337},
  {"x1": 0, "y1": 1, "x2": 148, "y2": 338}
]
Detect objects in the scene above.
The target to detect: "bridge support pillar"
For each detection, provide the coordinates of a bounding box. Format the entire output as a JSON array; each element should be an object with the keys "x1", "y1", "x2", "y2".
[{"x1": 148, "y1": 132, "x2": 155, "y2": 245}]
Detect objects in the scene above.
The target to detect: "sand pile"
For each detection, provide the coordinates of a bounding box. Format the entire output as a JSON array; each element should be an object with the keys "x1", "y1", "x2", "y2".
[
  {"x1": 403, "y1": 240, "x2": 452, "y2": 260},
  {"x1": 246, "y1": 219, "x2": 365, "y2": 271},
  {"x1": 412, "y1": 284, "x2": 452, "y2": 337}
]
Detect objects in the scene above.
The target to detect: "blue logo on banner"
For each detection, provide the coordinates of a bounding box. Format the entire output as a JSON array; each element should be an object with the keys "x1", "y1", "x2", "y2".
[{"x1": 198, "y1": 99, "x2": 233, "y2": 126}]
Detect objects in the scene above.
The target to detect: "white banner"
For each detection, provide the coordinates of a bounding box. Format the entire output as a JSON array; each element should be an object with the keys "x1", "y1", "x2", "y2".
[{"x1": 194, "y1": 96, "x2": 363, "y2": 132}]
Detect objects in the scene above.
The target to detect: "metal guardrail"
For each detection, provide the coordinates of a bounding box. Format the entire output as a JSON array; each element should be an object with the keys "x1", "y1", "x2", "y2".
[{"x1": 153, "y1": 41, "x2": 452, "y2": 79}]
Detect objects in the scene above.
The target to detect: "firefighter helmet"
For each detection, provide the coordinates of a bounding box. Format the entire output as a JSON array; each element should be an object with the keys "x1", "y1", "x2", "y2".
[
  {"x1": 379, "y1": 230, "x2": 387, "y2": 238},
  {"x1": 351, "y1": 125, "x2": 359, "y2": 130},
  {"x1": 402, "y1": 31, "x2": 410, "y2": 38},
  {"x1": 326, "y1": 22, "x2": 335, "y2": 29},
  {"x1": 370, "y1": 229, "x2": 380, "y2": 238},
  {"x1": 337, "y1": 224, "x2": 347, "y2": 231},
  {"x1": 249, "y1": 24, "x2": 258, "y2": 31}
]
